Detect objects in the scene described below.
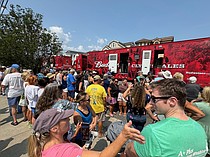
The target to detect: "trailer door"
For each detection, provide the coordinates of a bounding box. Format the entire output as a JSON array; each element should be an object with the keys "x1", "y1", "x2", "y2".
[
  {"x1": 141, "y1": 50, "x2": 152, "y2": 75},
  {"x1": 109, "y1": 54, "x2": 118, "y2": 73}
]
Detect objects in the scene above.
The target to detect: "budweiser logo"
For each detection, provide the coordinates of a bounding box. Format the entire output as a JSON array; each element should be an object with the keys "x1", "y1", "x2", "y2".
[{"x1": 95, "y1": 61, "x2": 109, "y2": 68}]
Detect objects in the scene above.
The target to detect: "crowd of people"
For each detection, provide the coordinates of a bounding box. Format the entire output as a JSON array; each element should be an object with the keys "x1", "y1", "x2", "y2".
[{"x1": 0, "y1": 64, "x2": 210, "y2": 157}]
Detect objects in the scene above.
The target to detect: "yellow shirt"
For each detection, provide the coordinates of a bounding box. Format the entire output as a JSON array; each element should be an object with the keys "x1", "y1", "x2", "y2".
[{"x1": 86, "y1": 84, "x2": 107, "y2": 113}]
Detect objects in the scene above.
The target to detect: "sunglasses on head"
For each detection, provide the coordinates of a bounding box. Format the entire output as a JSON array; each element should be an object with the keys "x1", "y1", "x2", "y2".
[{"x1": 82, "y1": 99, "x2": 90, "y2": 102}]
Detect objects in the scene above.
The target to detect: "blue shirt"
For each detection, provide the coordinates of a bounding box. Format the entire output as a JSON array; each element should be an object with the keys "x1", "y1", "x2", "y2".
[
  {"x1": 67, "y1": 74, "x2": 76, "y2": 91},
  {"x1": 103, "y1": 79, "x2": 110, "y2": 92},
  {"x1": 76, "y1": 106, "x2": 92, "y2": 124}
]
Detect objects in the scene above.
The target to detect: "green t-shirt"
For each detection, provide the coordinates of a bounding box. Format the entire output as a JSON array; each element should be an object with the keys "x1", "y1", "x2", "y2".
[
  {"x1": 194, "y1": 101, "x2": 210, "y2": 154},
  {"x1": 134, "y1": 117, "x2": 208, "y2": 157}
]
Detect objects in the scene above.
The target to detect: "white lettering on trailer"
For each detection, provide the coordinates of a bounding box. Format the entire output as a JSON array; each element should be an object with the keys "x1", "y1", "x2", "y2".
[
  {"x1": 131, "y1": 64, "x2": 142, "y2": 68},
  {"x1": 186, "y1": 72, "x2": 210, "y2": 75},
  {"x1": 95, "y1": 61, "x2": 109, "y2": 68},
  {"x1": 162, "y1": 64, "x2": 185, "y2": 69}
]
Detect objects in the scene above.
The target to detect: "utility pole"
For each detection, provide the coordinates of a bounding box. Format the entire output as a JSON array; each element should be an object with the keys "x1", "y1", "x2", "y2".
[{"x1": 0, "y1": 0, "x2": 9, "y2": 18}]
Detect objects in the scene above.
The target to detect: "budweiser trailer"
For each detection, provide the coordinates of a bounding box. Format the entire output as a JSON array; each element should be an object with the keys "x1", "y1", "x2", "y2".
[
  {"x1": 54, "y1": 55, "x2": 72, "y2": 70},
  {"x1": 75, "y1": 37, "x2": 210, "y2": 87}
]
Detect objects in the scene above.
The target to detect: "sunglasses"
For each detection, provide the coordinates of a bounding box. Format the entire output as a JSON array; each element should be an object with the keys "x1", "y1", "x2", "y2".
[
  {"x1": 150, "y1": 95, "x2": 172, "y2": 104},
  {"x1": 83, "y1": 99, "x2": 90, "y2": 102}
]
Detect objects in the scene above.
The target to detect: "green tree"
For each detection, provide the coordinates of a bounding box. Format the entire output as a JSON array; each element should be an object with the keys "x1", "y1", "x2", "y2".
[{"x1": 0, "y1": 4, "x2": 62, "y2": 72}]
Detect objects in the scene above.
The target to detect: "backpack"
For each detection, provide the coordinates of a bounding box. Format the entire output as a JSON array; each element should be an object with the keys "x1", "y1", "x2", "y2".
[{"x1": 106, "y1": 121, "x2": 131, "y2": 149}]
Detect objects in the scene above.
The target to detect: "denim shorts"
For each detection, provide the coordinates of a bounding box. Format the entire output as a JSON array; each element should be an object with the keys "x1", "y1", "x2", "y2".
[
  {"x1": 68, "y1": 90, "x2": 75, "y2": 99},
  {"x1": 31, "y1": 107, "x2": 36, "y2": 116},
  {"x1": 8, "y1": 96, "x2": 21, "y2": 107}
]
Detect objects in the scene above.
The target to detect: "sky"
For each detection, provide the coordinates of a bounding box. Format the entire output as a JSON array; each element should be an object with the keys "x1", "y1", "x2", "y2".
[{"x1": 3, "y1": 0, "x2": 210, "y2": 52}]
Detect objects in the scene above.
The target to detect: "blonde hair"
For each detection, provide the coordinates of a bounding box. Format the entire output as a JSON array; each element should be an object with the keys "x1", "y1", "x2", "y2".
[
  {"x1": 75, "y1": 92, "x2": 87, "y2": 103},
  {"x1": 21, "y1": 71, "x2": 30, "y2": 81},
  {"x1": 173, "y1": 72, "x2": 184, "y2": 81},
  {"x1": 28, "y1": 133, "x2": 50, "y2": 157},
  {"x1": 201, "y1": 86, "x2": 210, "y2": 103}
]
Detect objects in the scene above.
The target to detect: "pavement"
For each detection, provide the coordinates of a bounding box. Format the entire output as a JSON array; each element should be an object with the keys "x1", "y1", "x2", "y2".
[
  {"x1": 0, "y1": 95, "x2": 31, "y2": 157},
  {"x1": 0, "y1": 95, "x2": 128, "y2": 157},
  {"x1": 0, "y1": 95, "x2": 152, "y2": 157}
]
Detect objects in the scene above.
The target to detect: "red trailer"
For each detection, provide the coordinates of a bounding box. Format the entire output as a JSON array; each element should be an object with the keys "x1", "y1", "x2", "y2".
[
  {"x1": 54, "y1": 55, "x2": 72, "y2": 70},
  {"x1": 75, "y1": 37, "x2": 210, "y2": 87}
]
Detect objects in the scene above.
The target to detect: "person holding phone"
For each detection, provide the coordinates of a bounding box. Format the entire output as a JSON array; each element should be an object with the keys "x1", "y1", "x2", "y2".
[{"x1": 73, "y1": 92, "x2": 97, "y2": 146}]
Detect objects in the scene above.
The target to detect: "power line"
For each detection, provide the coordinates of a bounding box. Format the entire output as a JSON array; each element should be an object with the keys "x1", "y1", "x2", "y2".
[{"x1": 0, "y1": 0, "x2": 9, "y2": 18}]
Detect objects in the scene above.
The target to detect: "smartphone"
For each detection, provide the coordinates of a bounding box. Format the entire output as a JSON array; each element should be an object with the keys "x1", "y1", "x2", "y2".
[{"x1": 81, "y1": 122, "x2": 90, "y2": 141}]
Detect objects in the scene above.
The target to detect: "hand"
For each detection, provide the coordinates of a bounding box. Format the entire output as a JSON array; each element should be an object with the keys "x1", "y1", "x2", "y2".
[
  {"x1": 121, "y1": 120, "x2": 145, "y2": 144},
  {"x1": 89, "y1": 123, "x2": 96, "y2": 131},
  {"x1": 145, "y1": 102, "x2": 153, "y2": 110},
  {"x1": 128, "y1": 83, "x2": 133, "y2": 89},
  {"x1": 153, "y1": 116, "x2": 159, "y2": 122},
  {"x1": 75, "y1": 122, "x2": 82, "y2": 132}
]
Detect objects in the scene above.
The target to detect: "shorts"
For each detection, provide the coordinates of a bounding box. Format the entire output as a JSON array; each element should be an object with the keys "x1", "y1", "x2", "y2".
[
  {"x1": 68, "y1": 90, "x2": 75, "y2": 99},
  {"x1": 8, "y1": 96, "x2": 21, "y2": 107},
  {"x1": 31, "y1": 107, "x2": 36, "y2": 116},
  {"x1": 96, "y1": 112, "x2": 105, "y2": 122},
  {"x1": 117, "y1": 93, "x2": 127, "y2": 102},
  {"x1": 106, "y1": 97, "x2": 117, "y2": 105}
]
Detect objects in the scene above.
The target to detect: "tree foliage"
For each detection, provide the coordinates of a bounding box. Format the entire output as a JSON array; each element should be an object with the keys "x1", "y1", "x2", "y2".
[{"x1": 0, "y1": 4, "x2": 62, "y2": 72}]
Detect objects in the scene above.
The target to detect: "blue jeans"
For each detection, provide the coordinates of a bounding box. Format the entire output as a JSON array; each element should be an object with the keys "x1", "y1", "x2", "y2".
[{"x1": 126, "y1": 112, "x2": 146, "y2": 132}]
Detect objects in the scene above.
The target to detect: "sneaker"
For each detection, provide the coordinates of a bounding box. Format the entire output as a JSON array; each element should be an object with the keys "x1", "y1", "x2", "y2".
[{"x1": 11, "y1": 121, "x2": 18, "y2": 126}]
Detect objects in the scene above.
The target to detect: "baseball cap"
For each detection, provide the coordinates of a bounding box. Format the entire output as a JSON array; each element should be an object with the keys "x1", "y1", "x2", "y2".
[
  {"x1": 33, "y1": 108, "x2": 74, "y2": 134},
  {"x1": 94, "y1": 75, "x2": 101, "y2": 80},
  {"x1": 162, "y1": 70, "x2": 172, "y2": 79},
  {"x1": 139, "y1": 75, "x2": 145, "y2": 79},
  {"x1": 70, "y1": 69, "x2": 75, "y2": 72},
  {"x1": 46, "y1": 73, "x2": 55, "y2": 79},
  {"x1": 37, "y1": 73, "x2": 46, "y2": 80},
  {"x1": 11, "y1": 64, "x2": 20, "y2": 69},
  {"x1": 189, "y1": 76, "x2": 197, "y2": 83}
]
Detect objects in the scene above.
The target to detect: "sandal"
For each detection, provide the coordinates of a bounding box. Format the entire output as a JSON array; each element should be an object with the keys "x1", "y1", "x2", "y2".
[
  {"x1": 23, "y1": 118, "x2": 28, "y2": 122},
  {"x1": 11, "y1": 121, "x2": 18, "y2": 126}
]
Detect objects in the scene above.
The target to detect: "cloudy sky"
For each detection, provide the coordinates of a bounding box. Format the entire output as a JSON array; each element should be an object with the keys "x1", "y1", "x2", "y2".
[{"x1": 4, "y1": 0, "x2": 210, "y2": 52}]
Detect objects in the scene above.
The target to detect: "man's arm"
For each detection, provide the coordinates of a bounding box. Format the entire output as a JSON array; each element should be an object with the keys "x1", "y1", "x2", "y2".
[
  {"x1": 185, "y1": 101, "x2": 205, "y2": 120},
  {"x1": 123, "y1": 142, "x2": 139, "y2": 157}
]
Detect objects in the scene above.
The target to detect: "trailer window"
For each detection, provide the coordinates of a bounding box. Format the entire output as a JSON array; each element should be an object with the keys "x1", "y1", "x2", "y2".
[
  {"x1": 144, "y1": 52, "x2": 150, "y2": 59},
  {"x1": 110, "y1": 55, "x2": 117, "y2": 60}
]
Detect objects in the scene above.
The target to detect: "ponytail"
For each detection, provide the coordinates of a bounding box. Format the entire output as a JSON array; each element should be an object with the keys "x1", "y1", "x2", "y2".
[{"x1": 28, "y1": 132, "x2": 50, "y2": 157}]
